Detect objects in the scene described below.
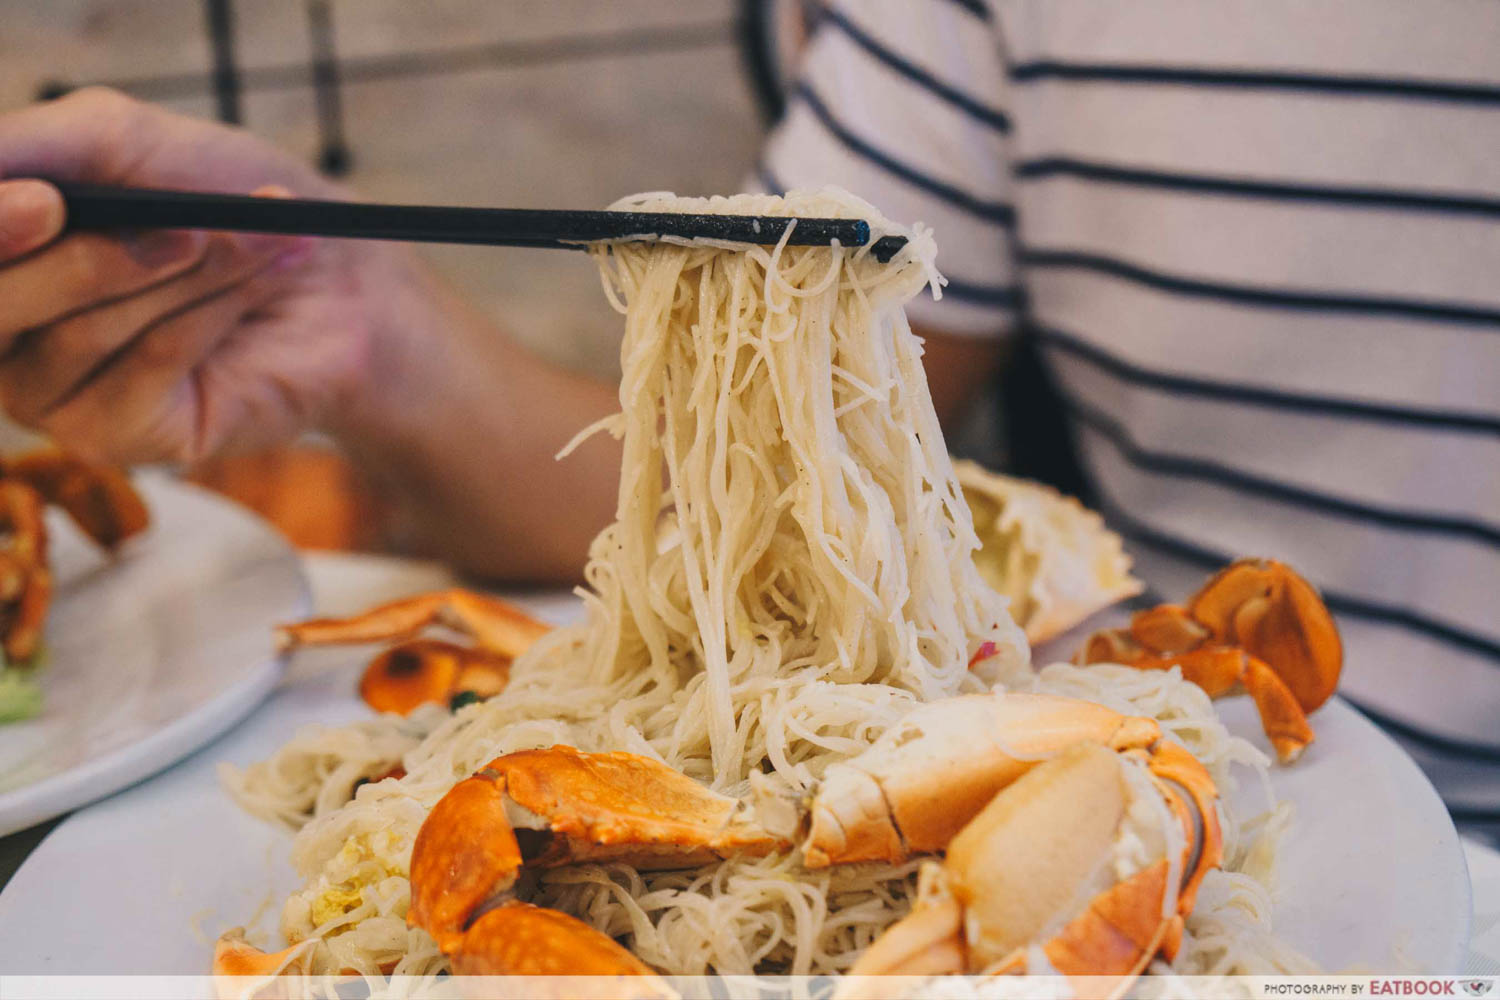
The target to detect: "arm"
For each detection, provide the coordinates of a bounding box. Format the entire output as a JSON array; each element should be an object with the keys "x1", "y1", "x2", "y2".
[
  {"x1": 329, "y1": 254, "x2": 621, "y2": 583},
  {"x1": 0, "y1": 89, "x2": 618, "y2": 583},
  {"x1": 917, "y1": 326, "x2": 1008, "y2": 433}
]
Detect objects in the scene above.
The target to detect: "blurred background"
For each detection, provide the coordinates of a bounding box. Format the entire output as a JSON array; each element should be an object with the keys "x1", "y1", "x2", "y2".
[{"x1": 0, "y1": 0, "x2": 823, "y2": 548}]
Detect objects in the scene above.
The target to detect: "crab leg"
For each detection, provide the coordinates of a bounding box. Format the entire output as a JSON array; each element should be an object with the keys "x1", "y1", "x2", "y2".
[
  {"x1": 0, "y1": 482, "x2": 50, "y2": 663},
  {"x1": 2, "y1": 450, "x2": 148, "y2": 551},
  {"x1": 1, "y1": 565, "x2": 51, "y2": 663},
  {"x1": 0, "y1": 481, "x2": 46, "y2": 566},
  {"x1": 276, "y1": 589, "x2": 551, "y2": 658},
  {"x1": 1083, "y1": 635, "x2": 1316, "y2": 764},
  {"x1": 276, "y1": 590, "x2": 550, "y2": 715}
]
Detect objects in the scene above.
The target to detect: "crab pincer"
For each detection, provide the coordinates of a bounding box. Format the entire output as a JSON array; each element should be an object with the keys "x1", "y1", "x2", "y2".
[
  {"x1": 769, "y1": 692, "x2": 1222, "y2": 996},
  {"x1": 843, "y1": 739, "x2": 1221, "y2": 997},
  {"x1": 407, "y1": 745, "x2": 783, "y2": 984}
]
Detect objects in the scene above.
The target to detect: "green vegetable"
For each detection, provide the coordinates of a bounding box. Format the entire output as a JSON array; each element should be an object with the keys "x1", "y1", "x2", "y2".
[
  {"x1": 0, "y1": 662, "x2": 43, "y2": 723},
  {"x1": 448, "y1": 690, "x2": 482, "y2": 712}
]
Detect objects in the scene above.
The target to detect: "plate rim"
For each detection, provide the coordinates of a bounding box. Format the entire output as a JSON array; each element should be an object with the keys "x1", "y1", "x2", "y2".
[
  {"x1": 1318, "y1": 697, "x2": 1474, "y2": 970},
  {"x1": 0, "y1": 475, "x2": 311, "y2": 837}
]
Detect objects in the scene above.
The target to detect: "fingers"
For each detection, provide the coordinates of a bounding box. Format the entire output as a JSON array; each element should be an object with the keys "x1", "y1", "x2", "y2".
[
  {"x1": 37, "y1": 260, "x2": 293, "y2": 465},
  {"x1": 0, "y1": 87, "x2": 148, "y2": 185},
  {"x1": 0, "y1": 233, "x2": 294, "y2": 423},
  {"x1": 0, "y1": 180, "x2": 65, "y2": 261},
  {"x1": 0, "y1": 226, "x2": 213, "y2": 348}
]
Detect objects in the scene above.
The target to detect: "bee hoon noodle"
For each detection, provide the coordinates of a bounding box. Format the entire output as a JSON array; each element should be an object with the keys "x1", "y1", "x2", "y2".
[{"x1": 223, "y1": 188, "x2": 1301, "y2": 983}]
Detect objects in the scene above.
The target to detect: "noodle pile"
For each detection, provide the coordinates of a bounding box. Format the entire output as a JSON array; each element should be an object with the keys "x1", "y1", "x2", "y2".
[{"x1": 222, "y1": 188, "x2": 1299, "y2": 982}]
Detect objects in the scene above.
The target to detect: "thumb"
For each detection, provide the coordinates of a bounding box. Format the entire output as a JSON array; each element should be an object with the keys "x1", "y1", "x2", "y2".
[{"x1": 0, "y1": 179, "x2": 65, "y2": 261}]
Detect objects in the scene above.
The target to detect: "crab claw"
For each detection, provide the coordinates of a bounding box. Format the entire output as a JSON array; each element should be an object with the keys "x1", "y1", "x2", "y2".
[
  {"x1": 408, "y1": 746, "x2": 782, "y2": 975},
  {"x1": 3, "y1": 449, "x2": 148, "y2": 551},
  {"x1": 1077, "y1": 559, "x2": 1340, "y2": 763},
  {"x1": 802, "y1": 692, "x2": 1162, "y2": 867},
  {"x1": 847, "y1": 741, "x2": 1218, "y2": 998},
  {"x1": 1187, "y1": 558, "x2": 1342, "y2": 713},
  {"x1": 358, "y1": 638, "x2": 511, "y2": 716},
  {"x1": 455, "y1": 901, "x2": 677, "y2": 997},
  {"x1": 276, "y1": 589, "x2": 550, "y2": 658}
]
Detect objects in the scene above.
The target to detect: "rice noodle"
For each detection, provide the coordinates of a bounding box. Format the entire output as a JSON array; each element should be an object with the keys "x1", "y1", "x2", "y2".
[{"x1": 223, "y1": 188, "x2": 1293, "y2": 982}]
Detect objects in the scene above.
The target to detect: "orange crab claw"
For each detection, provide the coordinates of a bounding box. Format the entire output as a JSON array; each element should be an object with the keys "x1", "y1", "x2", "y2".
[
  {"x1": 408, "y1": 746, "x2": 782, "y2": 977},
  {"x1": 1187, "y1": 559, "x2": 1342, "y2": 712},
  {"x1": 408, "y1": 773, "x2": 524, "y2": 951},
  {"x1": 847, "y1": 739, "x2": 1218, "y2": 998},
  {"x1": 484, "y1": 746, "x2": 782, "y2": 868},
  {"x1": 275, "y1": 589, "x2": 551, "y2": 658},
  {"x1": 453, "y1": 901, "x2": 671, "y2": 986},
  {"x1": 802, "y1": 693, "x2": 1163, "y2": 868},
  {"x1": 3, "y1": 450, "x2": 148, "y2": 551},
  {"x1": 358, "y1": 638, "x2": 510, "y2": 716}
]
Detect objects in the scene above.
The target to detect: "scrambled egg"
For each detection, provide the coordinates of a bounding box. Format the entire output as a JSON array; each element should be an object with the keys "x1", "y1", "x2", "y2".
[{"x1": 283, "y1": 831, "x2": 407, "y2": 941}]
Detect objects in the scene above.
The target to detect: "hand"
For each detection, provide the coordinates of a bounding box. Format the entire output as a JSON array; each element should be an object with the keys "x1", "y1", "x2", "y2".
[{"x1": 0, "y1": 88, "x2": 399, "y2": 465}]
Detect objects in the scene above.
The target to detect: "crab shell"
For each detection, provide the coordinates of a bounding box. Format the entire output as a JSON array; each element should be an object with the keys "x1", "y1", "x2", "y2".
[
  {"x1": 956, "y1": 460, "x2": 1143, "y2": 644},
  {"x1": 1, "y1": 449, "x2": 149, "y2": 552}
]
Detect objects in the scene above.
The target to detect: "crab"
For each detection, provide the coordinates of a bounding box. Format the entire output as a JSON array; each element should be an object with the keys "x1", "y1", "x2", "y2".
[
  {"x1": 382, "y1": 691, "x2": 1220, "y2": 992},
  {"x1": 0, "y1": 449, "x2": 148, "y2": 663},
  {"x1": 274, "y1": 589, "x2": 552, "y2": 716},
  {"x1": 956, "y1": 460, "x2": 1143, "y2": 644},
  {"x1": 1076, "y1": 559, "x2": 1343, "y2": 764}
]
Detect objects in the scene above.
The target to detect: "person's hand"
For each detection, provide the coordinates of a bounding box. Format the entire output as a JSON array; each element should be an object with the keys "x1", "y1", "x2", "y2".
[{"x1": 0, "y1": 88, "x2": 401, "y2": 465}]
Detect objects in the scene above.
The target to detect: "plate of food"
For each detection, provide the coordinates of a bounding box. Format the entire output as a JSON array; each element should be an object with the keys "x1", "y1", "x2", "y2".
[
  {"x1": 0, "y1": 456, "x2": 308, "y2": 837},
  {"x1": 0, "y1": 190, "x2": 1471, "y2": 994}
]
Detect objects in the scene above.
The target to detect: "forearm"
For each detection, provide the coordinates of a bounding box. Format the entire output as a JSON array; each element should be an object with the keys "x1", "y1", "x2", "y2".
[{"x1": 331, "y1": 247, "x2": 620, "y2": 583}]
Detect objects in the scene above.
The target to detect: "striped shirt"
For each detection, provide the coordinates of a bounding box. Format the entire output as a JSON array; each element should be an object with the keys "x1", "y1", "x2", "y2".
[{"x1": 759, "y1": 0, "x2": 1500, "y2": 829}]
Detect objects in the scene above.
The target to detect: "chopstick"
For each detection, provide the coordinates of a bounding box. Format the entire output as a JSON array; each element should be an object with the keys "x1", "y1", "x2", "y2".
[{"x1": 54, "y1": 183, "x2": 909, "y2": 262}]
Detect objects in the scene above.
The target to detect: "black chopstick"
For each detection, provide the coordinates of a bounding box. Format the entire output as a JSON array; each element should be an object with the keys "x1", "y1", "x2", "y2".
[{"x1": 54, "y1": 183, "x2": 909, "y2": 262}]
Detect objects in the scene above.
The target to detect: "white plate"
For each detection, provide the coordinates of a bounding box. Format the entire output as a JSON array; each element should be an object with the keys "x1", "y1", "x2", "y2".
[
  {"x1": 0, "y1": 633, "x2": 1472, "y2": 974},
  {"x1": 0, "y1": 472, "x2": 308, "y2": 836}
]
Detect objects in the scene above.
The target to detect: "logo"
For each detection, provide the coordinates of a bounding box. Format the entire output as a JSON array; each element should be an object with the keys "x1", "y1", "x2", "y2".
[{"x1": 1461, "y1": 981, "x2": 1493, "y2": 998}]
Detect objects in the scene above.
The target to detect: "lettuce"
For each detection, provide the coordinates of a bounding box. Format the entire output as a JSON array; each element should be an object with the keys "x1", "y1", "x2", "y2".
[{"x1": 0, "y1": 661, "x2": 42, "y2": 723}]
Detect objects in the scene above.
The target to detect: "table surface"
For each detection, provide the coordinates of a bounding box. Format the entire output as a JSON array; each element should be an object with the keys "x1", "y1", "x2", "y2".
[{"x1": 1, "y1": 551, "x2": 1498, "y2": 974}]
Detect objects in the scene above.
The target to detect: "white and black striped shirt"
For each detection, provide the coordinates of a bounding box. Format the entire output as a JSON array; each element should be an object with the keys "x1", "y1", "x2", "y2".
[{"x1": 760, "y1": 0, "x2": 1500, "y2": 829}]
